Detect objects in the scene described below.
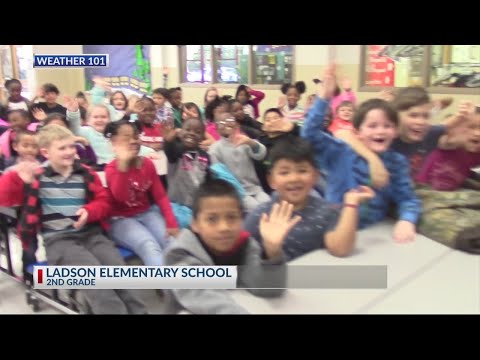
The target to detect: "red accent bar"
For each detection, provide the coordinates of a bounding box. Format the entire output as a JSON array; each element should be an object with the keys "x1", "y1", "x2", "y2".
[{"x1": 38, "y1": 269, "x2": 43, "y2": 284}]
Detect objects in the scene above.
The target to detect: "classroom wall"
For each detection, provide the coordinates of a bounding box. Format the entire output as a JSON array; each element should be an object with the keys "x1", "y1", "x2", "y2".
[
  {"x1": 32, "y1": 45, "x2": 85, "y2": 104},
  {"x1": 32, "y1": 45, "x2": 480, "y2": 117}
]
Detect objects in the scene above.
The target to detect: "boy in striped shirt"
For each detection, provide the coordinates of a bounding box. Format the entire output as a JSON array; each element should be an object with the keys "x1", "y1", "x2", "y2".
[{"x1": 0, "y1": 124, "x2": 147, "y2": 314}]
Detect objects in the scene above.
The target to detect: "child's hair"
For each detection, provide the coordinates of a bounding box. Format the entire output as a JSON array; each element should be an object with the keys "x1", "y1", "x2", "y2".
[
  {"x1": 152, "y1": 87, "x2": 170, "y2": 100},
  {"x1": 104, "y1": 118, "x2": 142, "y2": 139},
  {"x1": 192, "y1": 178, "x2": 243, "y2": 218},
  {"x1": 263, "y1": 108, "x2": 283, "y2": 119},
  {"x1": 353, "y1": 99, "x2": 398, "y2": 130},
  {"x1": 4, "y1": 78, "x2": 22, "y2": 91},
  {"x1": 183, "y1": 102, "x2": 201, "y2": 118},
  {"x1": 42, "y1": 83, "x2": 60, "y2": 94},
  {"x1": 137, "y1": 95, "x2": 156, "y2": 107},
  {"x1": 336, "y1": 100, "x2": 355, "y2": 113},
  {"x1": 110, "y1": 91, "x2": 128, "y2": 110},
  {"x1": 168, "y1": 87, "x2": 181, "y2": 96},
  {"x1": 44, "y1": 112, "x2": 69, "y2": 127},
  {"x1": 280, "y1": 81, "x2": 306, "y2": 95},
  {"x1": 204, "y1": 87, "x2": 218, "y2": 103},
  {"x1": 13, "y1": 129, "x2": 37, "y2": 144},
  {"x1": 37, "y1": 124, "x2": 74, "y2": 148},
  {"x1": 76, "y1": 91, "x2": 87, "y2": 99},
  {"x1": 393, "y1": 86, "x2": 431, "y2": 111},
  {"x1": 235, "y1": 85, "x2": 250, "y2": 99},
  {"x1": 205, "y1": 96, "x2": 232, "y2": 121},
  {"x1": 7, "y1": 109, "x2": 30, "y2": 122},
  {"x1": 475, "y1": 106, "x2": 480, "y2": 115},
  {"x1": 267, "y1": 137, "x2": 316, "y2": 170},
  {"x1": 86, "y1": 104, "x2": 111, "y2": 120}
]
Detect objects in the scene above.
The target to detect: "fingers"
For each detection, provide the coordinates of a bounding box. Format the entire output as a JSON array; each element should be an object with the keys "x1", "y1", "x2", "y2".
[{"x1": 259, "y1": 212, "x2": 269, "y2": 225}]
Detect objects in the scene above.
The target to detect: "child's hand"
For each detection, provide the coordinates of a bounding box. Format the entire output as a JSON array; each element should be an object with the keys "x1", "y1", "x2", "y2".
[
  {"x1": 163, "y1": 124, "x2": 180, "y2": 143},
  {"x1": 458, "y1": 100, "x2": 475, "y2": 118},
  {"x1": 392, "y1": 220, "x2": 416, "y2": 243},
  {"x1": 167, "y1": 228, "x2": 180, "y2": 238},
  {"x1": 32, "y1": 108, "x2": 47, "y2": 122},
  {"x1": 114, "y1": 144, "x2": 136, "y2": 164},
  {"x1": 231, "y1": 131, "x2": 253, "y2": 147},
  {"x1": 260, "y1": 201, "x2": 302, "y2": 259},
  {"x1": 74, "y1": 136, "x2": 90, "y2": 146},
  {"x1": 316, "y1": 65, "x2": 337, "y2": 100},
  {"x1": 73, "y1": 208, "x2": 89, "y2": 229},
  {"x1": 92, "y1": 76, "x2": 111, "y2": 91},
  {"x1": 344, "y1": 185, "x2": 375, "y2": 205},
  {"x1": 378, "y1": 89, "x2": 395, "y2": 102},
  {"x1": 277, "y1": 95, "x2": 287, "y2": 108},
  {"x1": 14, "y1": 160, "x2": 40, "y2": 184},
  {"x1": 199, "y1": 139, "x2": 211, "y2": 151},
  {"x1": 63, "y1": 95, "x2": 79, "y2": 112},
  {"x1": 368, "y1": 156, "x2": 390, "y2": 189}
]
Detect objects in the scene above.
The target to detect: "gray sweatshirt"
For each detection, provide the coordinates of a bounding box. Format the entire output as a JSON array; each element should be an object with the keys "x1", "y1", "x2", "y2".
[
  {"x1": 208, "y1": 137, "x2": 266, "y2": 196},
  {"x1": 163, "y1": 228, "x2": 286, "y2": 314}
]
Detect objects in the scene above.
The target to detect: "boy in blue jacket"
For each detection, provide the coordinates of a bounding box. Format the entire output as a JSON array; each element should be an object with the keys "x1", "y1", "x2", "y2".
[{"x1": 301, "y1": 69, "x2": 421, "y2": 243}]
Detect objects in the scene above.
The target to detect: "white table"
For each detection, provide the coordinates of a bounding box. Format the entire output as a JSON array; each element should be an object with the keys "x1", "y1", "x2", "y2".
[{"x1": 230, "y1": 220, "x2": 475, "y2": 314}]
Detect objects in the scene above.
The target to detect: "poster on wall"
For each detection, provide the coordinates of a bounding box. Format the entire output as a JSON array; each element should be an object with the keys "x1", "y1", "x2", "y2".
[
  {"x1": 365, "y1": 45, "x2": 425, "y2": 87},
  {"x1": 365, "y1": 45, "x2": 395, "y2": 87},
  {"x1": 83, "y1": 45, "x2": 151, "y2": 96}
]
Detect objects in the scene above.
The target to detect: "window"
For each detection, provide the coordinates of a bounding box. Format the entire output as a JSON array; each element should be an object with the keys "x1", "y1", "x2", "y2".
[
  {"x1": 0, "y1": 45, "x2": 33, "y2": 100},
  {"x1": 179, "y1": 45, "x2": 295, "y2": 85},
  {"x1": 360, "y1": 45, "x2": 479, "y2": 94}
]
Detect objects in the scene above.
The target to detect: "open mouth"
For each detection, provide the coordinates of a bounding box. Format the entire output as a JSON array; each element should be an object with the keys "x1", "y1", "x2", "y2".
[
  {"x1": 285, "y1": 185, "x2": 304, "y2": 195},
  {"x1": 372, "y1": 138, "x2": 386, "y2": 144}
]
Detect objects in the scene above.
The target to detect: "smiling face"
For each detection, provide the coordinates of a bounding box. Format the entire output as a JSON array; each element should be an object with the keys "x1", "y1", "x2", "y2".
[
  {"x1": 268, "y1": 159, "x2": 318, "y2": 209},
  {"x1": 88, "y1": 106, "x2": 110, "y2": 133},
  {"x1": 398, "y1": 103, "x2": 433, "y2": 143},
  {"x1": 356, "y1": 108, "x2": 398, "y2": 153},
  {"x1": 180, "y1": 118, "x2": 204, "y2": 149}
]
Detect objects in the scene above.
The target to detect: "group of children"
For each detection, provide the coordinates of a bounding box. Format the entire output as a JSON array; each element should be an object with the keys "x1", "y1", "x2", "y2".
[{"x1": 0, "y1": 67, "x2": 479, "y2": 314}]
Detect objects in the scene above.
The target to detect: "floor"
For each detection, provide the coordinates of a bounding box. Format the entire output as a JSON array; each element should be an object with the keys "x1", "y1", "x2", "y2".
[{"x1": 0, "y1": 228, "x2": 167, "y2": 314}]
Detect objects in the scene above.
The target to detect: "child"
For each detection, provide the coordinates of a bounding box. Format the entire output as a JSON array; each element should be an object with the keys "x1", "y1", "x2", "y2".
[
  {"x1": 390, "y1": 86, "x2": 465, "y2": 178},
  {"x1": 209, "y1": 112, "x2": 270, "y2": 212},
  {"x1": 0, "y1": 125, "x2": 147, "y2": 314},
  {"x1": 235, "y1": 85, "x2": 265, "y2": 119},
  {"x1": 1, "y1": 130, "x2": 39, "y2": 172},
  {"x1": 245, "y1": 137, "x2": 375, "y2": 260},
  {"x1": 181, "y1": 102, "x2": 216, "y2": 151},
  {"x1": 416, "y1": 105, "x2": 480, "y2": 191},
  {"x1": 75, "y1": 91, "x2": 89, "y2": 125},
  {"x1": 66, "y1": 97, "x2": 154, "y2": 169},
  {"x1": 163, "y1": 117, "x2": 211, "y2": 228},
  {"x1": 256, "y1": 108, "x2": 301, "y2": 194},
  {"x1": 414, "y1": 106, "x2": 480, "y2": 253},
  {"x1": 201, "y1": 87, "x2": 219, "y2": 119},
  {"x1": 302, "y1": 72, "x2": 421, "y2": 243},
  {"x1": 137, "y1": 97, "x2": 164, "y2": 152},
  {"x1": 330, "y1": 78, "x2": 357, "y2": 115},
  {"x1": 163, "y1": 178, "x2": 299, "y2": 314},
  {"x1": 168, "y1": 87, "x2": 183, "y2": 128},
  {"x1": 31, "y1": 83, "x2": 66, "y2": 116},
  {"x1": 328, "y1": 100, "x2": 355, "y2": 135},
  {"x1": 278, "y1": 81, "x2": 306, "y2": 126},
  {"x1": 231, "y1": 99, "x2": 263, "y2": 139},
  {"x1": 152, "y1": 87, "x2": 173, "y2": 126},
  {"x1": 109, "y1": 91, "x2": 129, "y2": 120},
  {"x1": 204, "y1": 95, "x2": 231, "y2": 141},
  {"x1": 104, "y1": 119, "x2": 178, "y2": 266},
  {"x1": 42, "y1": 113, "x2": 97, "y2": 166},
  {"x1": 4, "y1": 79, "x2": 31, "y2": 112},
  {"x1": 0, "y1": 109, "x2": 36, "y2": 160}
]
